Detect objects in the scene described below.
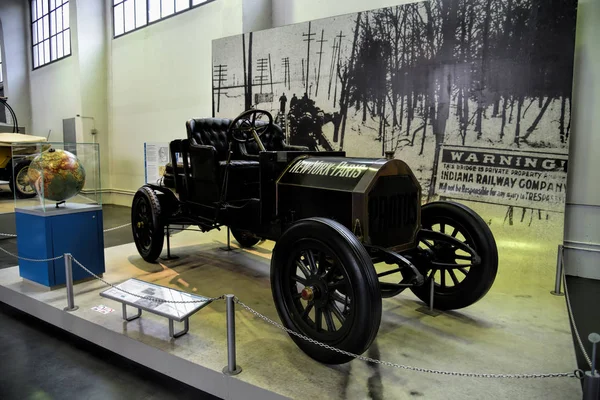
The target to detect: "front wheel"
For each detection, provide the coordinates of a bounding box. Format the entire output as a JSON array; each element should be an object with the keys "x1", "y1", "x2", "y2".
[
  {"x1": 271, "y1": 218, "x2": 382, "y2": 364},
  {"x1": 9, "y1": 160, "x2": 36, "y2": 199},
  {"x1": 410, "y1": 201, "x2": 498, "y2": 310},
  {"x1": 131, "y1": 186, "x2": 164, "y2": 262}
]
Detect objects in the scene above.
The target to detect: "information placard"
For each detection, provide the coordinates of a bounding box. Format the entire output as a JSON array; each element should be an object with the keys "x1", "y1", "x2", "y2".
[
  {"x1": 100, "y1": 279, "x2": 211, "y2": 321},
  {"x1": 435, "y1": 146, "x2": 568, "y2": 212},
  {"x1": 144, "y1": 142, "x2": 170, "y2": 185}
]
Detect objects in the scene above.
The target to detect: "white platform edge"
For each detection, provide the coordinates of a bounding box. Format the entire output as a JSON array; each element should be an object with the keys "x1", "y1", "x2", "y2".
[{"x1": 0, "y1": 284, "x2": 289, "y2": 400}]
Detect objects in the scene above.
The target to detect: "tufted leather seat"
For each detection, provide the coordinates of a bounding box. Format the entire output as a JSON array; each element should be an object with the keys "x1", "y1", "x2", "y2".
[
  {"x1": 186, "y1": 118, "x2": 234, "y2": 161},
  {"x1": 167, "y1": 117, "x2": 308, "y2": 200}
]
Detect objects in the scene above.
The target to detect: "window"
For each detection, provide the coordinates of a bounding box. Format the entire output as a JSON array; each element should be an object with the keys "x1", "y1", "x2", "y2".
[
  {"x1": 30, "y1": 0, "x2": 71, "y2": 69},
  {"x1": 113, "y1": 0, "x2": 212, "y2": 38}
]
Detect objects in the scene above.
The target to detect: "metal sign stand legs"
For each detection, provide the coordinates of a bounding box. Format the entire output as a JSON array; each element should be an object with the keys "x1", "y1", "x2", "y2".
[
  {"x1": 222, "y1": 294, "x2": 242, "y2": 375},
  {"x1": 63, "y1": 253, "x2": 79, "y2": 312}
]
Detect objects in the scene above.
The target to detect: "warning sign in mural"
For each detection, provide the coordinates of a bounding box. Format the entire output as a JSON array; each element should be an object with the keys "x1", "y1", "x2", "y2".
[{"x1": 435, "y1": 146, "x2": 568, "y2": 212}]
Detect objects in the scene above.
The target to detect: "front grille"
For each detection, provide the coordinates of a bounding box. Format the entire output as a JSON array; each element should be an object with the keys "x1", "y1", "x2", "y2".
[{"x1": 368, "y1": 175, "x2": 420, "y2": 248}]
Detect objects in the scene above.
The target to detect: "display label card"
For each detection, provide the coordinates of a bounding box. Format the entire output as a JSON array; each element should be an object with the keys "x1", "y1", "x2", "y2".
[
  {"x1": 91, "y1": 305, "x2": 115, "y2": 314},
  {"x1": 100, "y1": 278, "x2": 211, "y2": 321},
  {"x1": 144, "y1": 142, "x2": 170, "y2": 185}
]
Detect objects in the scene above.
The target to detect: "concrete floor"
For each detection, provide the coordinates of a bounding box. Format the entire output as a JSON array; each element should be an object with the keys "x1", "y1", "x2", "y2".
[
  {"x1": 0, "y1": 222, "x2": 582, "y2": 400},
  {"x1": 0, "y1": 191, "x2": 586, "y2": 399},
  {"x1": 0, "y1": 302, "x2": 219, "y2": 400}
]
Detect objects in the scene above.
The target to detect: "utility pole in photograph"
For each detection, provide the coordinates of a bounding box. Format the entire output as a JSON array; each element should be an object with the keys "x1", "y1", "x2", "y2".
[
  {"x1": 333, "y1": 31, "x2": 346, "y2": 107},
  {"x1": 213, "y1": 64, "x2": 227, "y2": 113},
  {"x1": 268, "y1": 53, "x2": 274, "y2": 94},
  {"x1": 302, "y1": 58, "x2": 305, "y2": 87},
  {"x1": 256, "y1": 58, "x2": 269, "y2": 94},
  {"x1": 315, "y1": 29, "x2": 327, "y2": 97},
  {"x1": 281, "y1": 57, "x2": 290, "y2": 90},
  {"x1": 328, "y1": 37, "x2": 339, "y2": 100},
  {"x1": 302, "y1": 21, "x2": 315, "y2": 93}
]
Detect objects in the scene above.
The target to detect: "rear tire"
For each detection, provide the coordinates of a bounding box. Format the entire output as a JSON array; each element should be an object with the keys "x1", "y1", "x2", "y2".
[
  {"x1": 131, "y1": 186, "x2": 164, "y2": 262},
  {"x1": 271, "y1": 218, "x2": 382, "y2": 364},
  {"x1": 410, "y1": 201, "x2": 498, "y2": 310},
  {"x1": 230, "y1": 228, "x2": 260, "y2": 248},
  {"x1": 9, "y1": 160, "x2": 36, "y2": 199}
]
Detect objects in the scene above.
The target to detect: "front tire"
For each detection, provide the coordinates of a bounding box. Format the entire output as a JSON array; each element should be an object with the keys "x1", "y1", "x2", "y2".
[
  {"x1": 271, "y1": 218, "x2": 382, "y2": 364},
  {"x1": 131, "y1": 186, "x2": 164, "y2": 262},
  {"x1": 410, "y1": 201, "x2": 498, "y2": 310},
  {"x1": 9, "y1": 160, "x2": 36, "y2": 199}
]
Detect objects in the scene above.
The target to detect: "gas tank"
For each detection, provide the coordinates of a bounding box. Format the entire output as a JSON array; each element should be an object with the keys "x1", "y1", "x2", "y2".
[{"x1": 277, "y1": 156, "x2": 422, "y2": 251}]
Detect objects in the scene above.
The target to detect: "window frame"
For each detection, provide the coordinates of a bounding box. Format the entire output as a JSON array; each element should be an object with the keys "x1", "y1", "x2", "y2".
[
  {"x1": 29, "y1": 0, "x2": 73, "y2": 70},
  {"x1": 112, "y1": 0, "x2": 217, "y2": 39}
]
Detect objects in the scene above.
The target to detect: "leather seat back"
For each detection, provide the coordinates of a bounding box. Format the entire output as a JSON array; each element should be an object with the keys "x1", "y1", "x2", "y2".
[
  {"x1": 185, "y1": 117, "x2": 286, "y2": 160},
  {"x1": 186, "y1": 118, "x2": 232, "y2": 161}
]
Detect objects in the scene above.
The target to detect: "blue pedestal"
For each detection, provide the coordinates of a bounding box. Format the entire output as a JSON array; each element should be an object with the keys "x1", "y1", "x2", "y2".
[{"x1": 15, "y1": 204, "x2": 106, "y2": 288}]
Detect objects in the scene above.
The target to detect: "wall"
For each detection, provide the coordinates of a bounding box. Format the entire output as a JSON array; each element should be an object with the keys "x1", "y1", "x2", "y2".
[
  {"x1": 76, "y1": 0, "x2": 109, "y2": 193},
  {"x1": 28, "y1": 1, "x2": 82, "y2": 140},
  {"x1": 243, "y1": 0, "x2": 272, "y2": 33},
  {"x1": 563, "y1": 0, "x2": 600, "y2": 279},
  {"x1": 107, "y1": 0, "x2": 244, "y2": 199},
  {"x1": 0, "y1": 0, "x2": 33, "y2": 132},
  {"x1": 272, "y1": 0, "x2": 420, "y2": 27}
]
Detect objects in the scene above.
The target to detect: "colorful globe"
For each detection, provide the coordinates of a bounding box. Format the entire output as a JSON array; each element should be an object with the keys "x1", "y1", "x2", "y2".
[{"x1": 27, "y1": 148, "x2": 86, "y2": 202}]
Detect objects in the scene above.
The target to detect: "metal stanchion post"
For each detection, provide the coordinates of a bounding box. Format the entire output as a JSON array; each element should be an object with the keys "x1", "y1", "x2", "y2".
[
  {"x1": 416, "y1": 276, "x2": 440, "y2": 317},
  {"x1": 551, "y1": 244, "x2": 564, "y2": 296},
  {"x1": 63, "y1": 253, "x2": 78, "y2": 312},
  {"x1": 583, "y1": 333, "x2": 600, "y2": 400},
  {"x1": 222, "y1": 294, "x2": 242, "y2": 375},
  {"x1": 161, "y1": 226, "x2": 179, "y2": 260},
  {"x1": 429, "y1": 277, "x2": 435, "y2": 312},
  {"x1": 220, "y1": 226, "x2": 233, "y2": 252}
]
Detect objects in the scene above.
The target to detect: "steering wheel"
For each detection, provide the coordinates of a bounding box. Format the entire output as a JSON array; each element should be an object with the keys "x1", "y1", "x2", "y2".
[{"x1": 228, "y1": 109, "x2": 273, "y2": 152}]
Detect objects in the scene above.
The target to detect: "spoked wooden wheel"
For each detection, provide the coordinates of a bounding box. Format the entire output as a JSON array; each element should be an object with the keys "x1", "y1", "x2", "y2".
[
  {"x1": 271, "y1": 218, "x2": 381, "y2": 365},
  {"x1": 131, "y1": 186, "x2": 164, "y2": 262},
  {"x1": 9, "y1": 161, "x2": 36, "y2": 199},
  {"x1": 410, "y1": 201, "x2": 498, "y2": 310}
]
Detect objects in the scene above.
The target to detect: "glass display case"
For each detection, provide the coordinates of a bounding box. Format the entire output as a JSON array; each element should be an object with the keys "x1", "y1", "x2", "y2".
[{"x1": 11, "y1": 142, "x2": 101, "y2": 212}]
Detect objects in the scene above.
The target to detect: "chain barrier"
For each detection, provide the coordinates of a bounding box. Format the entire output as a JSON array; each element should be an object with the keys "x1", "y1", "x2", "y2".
[
  {"x1": 563, "y1": 268, "x2": 593, "y2": 369},
  {"x1": 102, "y1": 223, "x2": 132, "y2": 233},
  {"x1": 234, "y1": 298, "x2": 578, "y2": 380},
  {"x1": 0, "y1": 233, "x2": 17, "y2": 238},
  {"x1": 0, "y1": 222, "x2": 132, "y2": 239},
  {"x1": 70, "y1": 256, "x2": 224, "y2": 304},
  {"x1": 0, "y1": 246, "x2": 63, "y2": 262},
  {"x1": 0, "y1": 240, "x2": 587, "y2": 380}
]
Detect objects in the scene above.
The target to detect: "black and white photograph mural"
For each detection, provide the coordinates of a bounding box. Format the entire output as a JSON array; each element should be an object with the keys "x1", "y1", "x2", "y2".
[{"x1": 213, "y1": 0, "x2": 578, "y2": 289}]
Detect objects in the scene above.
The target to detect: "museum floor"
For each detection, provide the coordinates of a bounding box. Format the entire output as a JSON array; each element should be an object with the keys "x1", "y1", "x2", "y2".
[
  {"x1": 0, "y1": 188, "x2": 219, "y2": 399},
  {"x1": 0, "y1": 187, "x2": 589, "y2": 399}
]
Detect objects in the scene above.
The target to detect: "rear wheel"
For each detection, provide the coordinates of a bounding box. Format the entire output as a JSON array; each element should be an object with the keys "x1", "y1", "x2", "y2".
[
  {"x1": 9, "y1": 160, "x2": 36, "y2": 199},
  {"x1": 271, "y1": 218, "x2": 382, "y2": 364},
  {"x1": 230, "y1": 228, "x2": 260, "y2": 248},
  {"x1": 410, "y1": 201, "x2": 498, "y2": 310},
  {"x1": 131, "y1": 186, "x2": 164, "y2": 262}
]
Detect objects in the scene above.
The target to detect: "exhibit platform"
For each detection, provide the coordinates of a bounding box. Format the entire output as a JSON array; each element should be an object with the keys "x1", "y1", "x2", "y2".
[{"x1": 0, "y1": 228, "x2": 582, "y2": 400}]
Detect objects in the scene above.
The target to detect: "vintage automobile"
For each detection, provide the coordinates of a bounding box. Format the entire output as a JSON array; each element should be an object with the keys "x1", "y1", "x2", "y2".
[
  {"x1": 131, "y1": 109, "x2": 498, "y2": 365},
  {"x1": 0, "y1": 132, "x2": 49, "y2": 199}
]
